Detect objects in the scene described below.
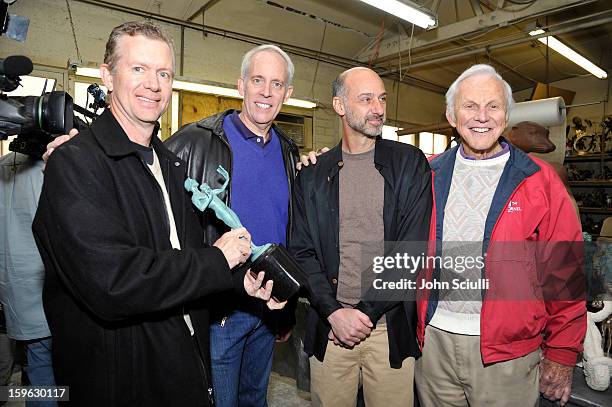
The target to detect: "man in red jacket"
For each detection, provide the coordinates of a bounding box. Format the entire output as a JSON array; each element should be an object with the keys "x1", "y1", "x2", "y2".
[{"x1": 415, "y1": 64, "x2": 586, "y2": 407}]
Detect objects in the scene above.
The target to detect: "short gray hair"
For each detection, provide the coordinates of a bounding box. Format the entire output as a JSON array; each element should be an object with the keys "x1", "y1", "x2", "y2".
[
  {"x1": 240, "y1": 44, "x2": 294, "y2": 86},
  {"x1": 445, "y1": 64, "x2": 514, "y2": 122},
  {"x1": 332, "y1": 71, "x2": 348, "y2": 99}
]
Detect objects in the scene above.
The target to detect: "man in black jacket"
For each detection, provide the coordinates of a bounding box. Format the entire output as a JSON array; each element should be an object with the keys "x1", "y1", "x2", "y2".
[
  {"x1": 290, "y1": 67, "x2": 432, "y2": 407},
  {"x1": 164, "y1": 45, "x2": 299, "y2": 407},
  {"x1": 34, "y1": 22, "x2": 278, "y2": 406}
]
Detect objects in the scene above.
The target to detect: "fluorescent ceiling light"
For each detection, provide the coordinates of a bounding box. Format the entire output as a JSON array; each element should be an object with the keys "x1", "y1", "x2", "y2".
[
  {"x1": 75, "y1": 67, "x2": 317, "y2": 108},
  {"x1": 286, "y1": 98, "x2": 317, "y2": 109},
  {"x1": 357, "y1": 0, "x2": 436, "y2": 29},
  {"x1": 173, "y1": 80, "x2": 317, "y2": 108},
  {"x1": 529, "y1": 29, "x2": 607, "y2": 79},
  {"x1": 173, "y1": 80, "x2": 241, "y2": 98},
  {"x1": 283, "y1": 98, "x2": 317, "y2": 109}
]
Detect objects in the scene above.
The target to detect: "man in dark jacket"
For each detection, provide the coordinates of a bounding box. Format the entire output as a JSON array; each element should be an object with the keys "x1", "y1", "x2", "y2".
[
  {"x1": 164, "y1": 45, "x2": 299, "y2": 407},
  {"x1": 33, "y1": 22, "x2": 277, "y2": 406},
  {"x1": 290, "y1": 67, "x2": 432, "y2": 406}
]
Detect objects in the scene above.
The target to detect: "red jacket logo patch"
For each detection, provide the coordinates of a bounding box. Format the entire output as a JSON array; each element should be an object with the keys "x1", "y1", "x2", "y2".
[{"x1": 507, "y1": 201, "x2": 522, "y2": 213}]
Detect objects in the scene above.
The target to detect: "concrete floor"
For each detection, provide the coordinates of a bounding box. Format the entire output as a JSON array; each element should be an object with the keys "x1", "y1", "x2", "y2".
[{"x1": 267, "y1": 372, "x2": 310, "y2": 407}]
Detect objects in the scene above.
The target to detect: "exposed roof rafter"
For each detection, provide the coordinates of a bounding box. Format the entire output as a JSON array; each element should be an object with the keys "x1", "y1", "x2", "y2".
[
  {"x1": 356, "y1": 0, "x2": 595, "y2": 64},
  {"x1": 187, "y1": 0, "x2": 223, "y2": 21}
]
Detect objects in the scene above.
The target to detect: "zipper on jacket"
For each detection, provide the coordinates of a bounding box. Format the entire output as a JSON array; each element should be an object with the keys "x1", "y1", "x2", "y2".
[
  {"x1": 283, "y1": 143, "x2": 296, "y2": 245},
  {"x1": 197, "y1": 347, "x2": 215, "y2": 406},
  {"x1": 133, "y1": 147, "x2": 214, "y2": 403},
  {"x1": 191, "y1": 333, "x2": 215, "y2": 405},
  {"x1": 272, "y1": 128, "x2": 297, "y2": 245},
  {"x1": 479, "y1": 177, "x2": 527, "y2": 353},
  {"x1": 208, "y1": 387, "x2": 215, "y2": 405}
]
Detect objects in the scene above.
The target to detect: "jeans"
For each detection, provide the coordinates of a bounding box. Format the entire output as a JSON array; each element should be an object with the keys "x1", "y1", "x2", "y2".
[
  {"x1": 25, "y1": 337, "x2": 56, "y2": 407},
  {"x1": 210, "y1": 310, "x2": 275, "y2": 407}
]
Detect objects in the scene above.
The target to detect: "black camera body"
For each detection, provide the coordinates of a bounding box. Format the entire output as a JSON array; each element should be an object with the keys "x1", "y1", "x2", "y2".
[
  {"x1": 0, "y1": 91, "x2": 74, "y2": 138},
  {"x1": 0, "y1": 55, "x2": 74, "y2": 157}
]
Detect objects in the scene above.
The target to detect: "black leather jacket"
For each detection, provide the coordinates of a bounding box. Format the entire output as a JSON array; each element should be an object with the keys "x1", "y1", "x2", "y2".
[
  {"x1": 165, "y1": 110, "x2": 299, "y2": 326},
  {"x1": 165, "y1": 109, "x2": 299, "y2": 245}
]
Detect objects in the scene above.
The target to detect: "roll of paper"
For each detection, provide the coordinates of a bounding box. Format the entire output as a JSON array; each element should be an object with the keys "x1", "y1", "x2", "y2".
[{"x1": 507, "y1": 96, "x2": 566, "y2": 127}]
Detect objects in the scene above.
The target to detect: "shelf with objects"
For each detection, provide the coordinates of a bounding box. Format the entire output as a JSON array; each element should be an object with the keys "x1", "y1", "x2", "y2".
[
  {"x1": 560, "y1": 114, "x2": 612, "y2": 403},
  {"x1": 564, "y1": 116, "x2": 612, "y2": 238}
]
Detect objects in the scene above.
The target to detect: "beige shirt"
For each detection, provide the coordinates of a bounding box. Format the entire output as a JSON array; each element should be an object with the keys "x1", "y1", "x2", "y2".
[{"x1": 147, "y1": 150, "x2": 194, "y2": 335}]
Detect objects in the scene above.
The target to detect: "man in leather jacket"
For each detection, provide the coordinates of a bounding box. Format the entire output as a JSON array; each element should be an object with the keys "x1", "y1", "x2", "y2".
[
  {"x1": 165, "y1": 44, "x2": 299, "y2": 407},
  {"x1": 290, "y1": 67, "x2": 432, "y2": 407}
]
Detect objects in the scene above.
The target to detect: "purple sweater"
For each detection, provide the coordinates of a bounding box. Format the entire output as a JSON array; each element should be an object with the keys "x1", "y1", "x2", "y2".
[{"x1": 223, "y1": 114, "x2": 289, "y2": 246}]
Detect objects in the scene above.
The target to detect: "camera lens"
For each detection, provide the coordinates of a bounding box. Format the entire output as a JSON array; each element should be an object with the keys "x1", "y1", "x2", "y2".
[
  {"x1": 12, "y1": 91, "x2": 74, "y2": 135},
  {"x1": 38, "y1": 91, "x2": 74, "y2": 134}
]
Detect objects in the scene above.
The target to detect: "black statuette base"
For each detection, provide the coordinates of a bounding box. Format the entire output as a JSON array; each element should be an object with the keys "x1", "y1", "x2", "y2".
[{"x1": 249, "y1": 244, "x2": 308, "y2": 302}]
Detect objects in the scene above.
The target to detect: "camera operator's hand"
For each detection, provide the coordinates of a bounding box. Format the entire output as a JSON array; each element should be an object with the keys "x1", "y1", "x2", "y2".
[
  {"x1": 42, "y1": 128, "x2": 79, "y2": 169},
  {"x1": 213, "y1": 227, "x2": 252, "y2": 269}
]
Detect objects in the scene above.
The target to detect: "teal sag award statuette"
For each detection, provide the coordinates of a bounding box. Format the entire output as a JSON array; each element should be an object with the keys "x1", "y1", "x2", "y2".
[{"x1": 185, "y1": 165, "x2": 307, "y2": 301}]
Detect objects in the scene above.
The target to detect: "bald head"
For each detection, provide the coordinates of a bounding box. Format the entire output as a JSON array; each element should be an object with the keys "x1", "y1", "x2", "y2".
[
  {"x1": 333, "y1": 67, "x2": 382, "y2": 99},
  {"x1": 332, "y1": 67, "x2": 387, "y2": 138}
]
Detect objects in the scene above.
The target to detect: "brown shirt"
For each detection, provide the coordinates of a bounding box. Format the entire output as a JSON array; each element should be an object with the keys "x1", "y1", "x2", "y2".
[{"x1": 337, "y1": 147, "x2": 385, "y2": 322}]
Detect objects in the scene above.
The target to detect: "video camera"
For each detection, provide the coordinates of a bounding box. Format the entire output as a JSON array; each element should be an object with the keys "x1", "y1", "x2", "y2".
[{"x1": 0, "y1": 55, "x2": 76, "y2": 157}]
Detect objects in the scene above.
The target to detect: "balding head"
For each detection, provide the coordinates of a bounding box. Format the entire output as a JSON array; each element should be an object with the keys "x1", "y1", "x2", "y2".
[
  {"x1": 333, "y1": 67, "x2": 382, "y2": 99},
  {"x1": 332, "y1": 67, "x2": 387, "y2": 138}
]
